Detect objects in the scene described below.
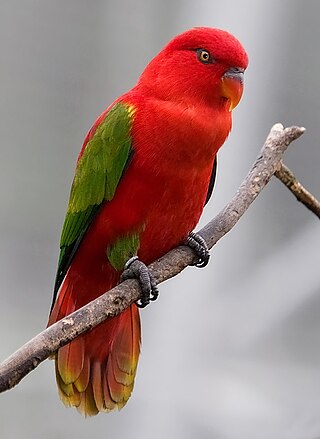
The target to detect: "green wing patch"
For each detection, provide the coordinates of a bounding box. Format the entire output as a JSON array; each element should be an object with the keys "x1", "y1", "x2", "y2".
[
  {"x1": 106, "y1": 232, "x2": 141, "y2": 271},
  {"x1": 52, "y1": 102, "x2": 136, "y2": 306}
]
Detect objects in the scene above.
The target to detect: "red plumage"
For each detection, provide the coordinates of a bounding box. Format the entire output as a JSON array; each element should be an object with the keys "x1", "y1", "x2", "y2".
[{"x1": 48, "y1": 27, "x2": 248, "y2": 415}]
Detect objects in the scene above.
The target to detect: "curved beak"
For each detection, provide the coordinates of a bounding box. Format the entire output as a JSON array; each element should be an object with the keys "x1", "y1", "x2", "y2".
[{"x1": 221, "y1": 67, "x2": 245, "y2": 111}]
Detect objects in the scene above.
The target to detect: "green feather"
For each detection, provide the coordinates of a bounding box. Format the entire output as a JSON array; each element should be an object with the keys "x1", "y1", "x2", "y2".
[
  {"x1": 52, "y1": 102, "x2": 136, "y2": 305},
  {"x1": 106, "y1": 232, "x2": 141, "y2": 271}
]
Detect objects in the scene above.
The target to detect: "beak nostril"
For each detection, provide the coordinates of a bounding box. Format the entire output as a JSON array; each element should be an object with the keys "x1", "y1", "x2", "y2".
[{"x1": 223, "y1": 67, "x2": 245, "y2": 84}]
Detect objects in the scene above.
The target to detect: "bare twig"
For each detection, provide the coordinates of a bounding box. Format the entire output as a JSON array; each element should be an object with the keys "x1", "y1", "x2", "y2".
[
  {"x1": 275, "y1": 162, "x2": 320, "y2": 219},
  {"x1": 0, "y1": 123, "x2": 309, "y2": 393}
]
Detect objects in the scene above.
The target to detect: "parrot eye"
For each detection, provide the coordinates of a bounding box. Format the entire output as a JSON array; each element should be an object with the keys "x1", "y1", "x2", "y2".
[{"x1": 196, "y1": 49, "x2": 212, "y2": 64}]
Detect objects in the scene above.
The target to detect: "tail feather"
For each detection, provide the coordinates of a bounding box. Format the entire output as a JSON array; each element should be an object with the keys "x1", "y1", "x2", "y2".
[
  {"x1": 101, "y1": 364, "x2": 117, "y2": 411},
  {"x1": 78, "y1": 382, "x2": 99, "y2": 416},
  {"x1": 113, "y1": 305, "x2": 140, "y2": 376},
  {"x1": 57, "y1": 338, "x2": 85, "y2": 384},
  {"x1": 48, "y1": 274, "x2": 141, "y2": 416},
  {"x1": 91, "y1": 361, "x2": 114, "y2": 412},
  {"x1": 74, "y1": 356, "x2": 90, "y2": 392},
  {"x1": 107, "y1": 354, "x2": 131, "y2": 406},
  {"x1": 55, "y1": 367, "x2": 81, "y2": 406}
]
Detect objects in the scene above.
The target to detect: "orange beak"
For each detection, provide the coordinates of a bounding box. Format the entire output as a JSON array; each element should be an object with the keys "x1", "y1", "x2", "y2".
[{"x1": 221, "y1": 67, "x2": 245, "y2": 111}]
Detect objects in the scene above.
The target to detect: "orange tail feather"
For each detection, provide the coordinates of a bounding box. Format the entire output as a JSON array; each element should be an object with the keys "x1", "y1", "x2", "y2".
[{"x1": 48, "y1": 275, "x2": 141, "y2": 416}]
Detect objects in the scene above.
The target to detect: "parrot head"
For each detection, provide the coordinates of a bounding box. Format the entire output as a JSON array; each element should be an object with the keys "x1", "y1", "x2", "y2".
[{"x1": 139, "y1": 27, "x2": 248, "y2": 111}]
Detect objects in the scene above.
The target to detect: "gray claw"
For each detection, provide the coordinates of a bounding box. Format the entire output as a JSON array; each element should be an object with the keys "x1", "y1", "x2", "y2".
[
  {"x1": 121, "y1": 256, "x2": 159, "y2": 308},
  {"x1": 185, "y1": 231, "x2": 210, "y2": 268}
]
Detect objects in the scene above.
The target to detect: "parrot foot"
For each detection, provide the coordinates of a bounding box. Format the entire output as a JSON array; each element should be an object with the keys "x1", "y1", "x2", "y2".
[
  {"x1": 185, "y1": 231, "x2": 210, "y2": 268},
  {"x1": 121, "y1": 256, "x2": 159, "y2": 308}
]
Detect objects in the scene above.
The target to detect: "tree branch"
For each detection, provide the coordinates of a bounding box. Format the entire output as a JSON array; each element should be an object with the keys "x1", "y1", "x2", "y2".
[
  {"x1": 0, "y1": 123, "x2": 312, "y2": 394},
  {"x1": 275, "y1": 162, "x2": 320, "y2": 219}
]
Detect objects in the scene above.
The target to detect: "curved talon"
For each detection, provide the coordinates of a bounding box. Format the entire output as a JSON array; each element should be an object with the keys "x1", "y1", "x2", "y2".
[
  {"x1": 120, "y1": 256, "x2": 159, "y2": 308},
  {"x1": 185, "y1": 231, "x2": 210, "y2": 268},
  {"x1": 149, "y1": 279, "x2": 159, "y2": 302}
]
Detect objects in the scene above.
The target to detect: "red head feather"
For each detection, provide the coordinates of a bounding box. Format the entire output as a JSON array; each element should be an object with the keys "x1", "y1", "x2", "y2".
[{"x1": 138, "y1": 27, "x2": 248, "y2": 108}]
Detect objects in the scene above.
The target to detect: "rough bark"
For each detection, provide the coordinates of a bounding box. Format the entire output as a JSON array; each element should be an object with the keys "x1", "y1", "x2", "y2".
[{"x1": 275, "y1": 162, "x2": 320, "y2": 218}]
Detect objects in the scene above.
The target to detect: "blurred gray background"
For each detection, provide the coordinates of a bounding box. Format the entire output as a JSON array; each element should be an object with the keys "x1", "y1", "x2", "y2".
[{"x1": 0, "y1": 1, "x2": 319, "y2": 438}]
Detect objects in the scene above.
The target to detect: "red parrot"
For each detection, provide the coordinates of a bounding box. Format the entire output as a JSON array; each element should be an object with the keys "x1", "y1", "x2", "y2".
[{"x1": 48, "y1": 27, "x2": 248, "y2": 416}]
